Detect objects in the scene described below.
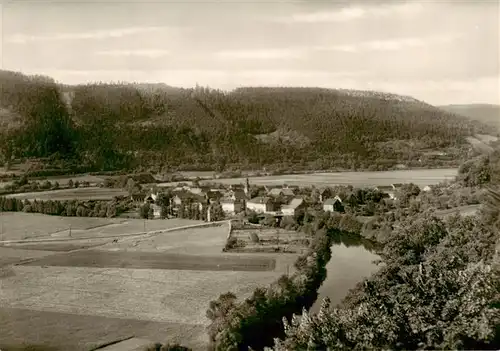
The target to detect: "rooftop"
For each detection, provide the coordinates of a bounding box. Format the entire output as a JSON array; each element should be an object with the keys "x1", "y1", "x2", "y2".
[
  {"x1": 248, "y1": 196, "x2": 272, "y2": 204},
  {"x1": 282, "y1": 197, "x2": 304, "y2": 209}
]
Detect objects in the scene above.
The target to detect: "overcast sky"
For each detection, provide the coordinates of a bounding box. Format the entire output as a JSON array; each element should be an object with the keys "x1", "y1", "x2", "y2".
[{"x1": 1, "y1": 0, "x2": 498, "y2": 105}]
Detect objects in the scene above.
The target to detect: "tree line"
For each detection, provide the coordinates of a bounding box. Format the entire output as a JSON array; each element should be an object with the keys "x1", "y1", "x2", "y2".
[{"x1": 0, "y1": 196, "x2": 131, "y2": 218}]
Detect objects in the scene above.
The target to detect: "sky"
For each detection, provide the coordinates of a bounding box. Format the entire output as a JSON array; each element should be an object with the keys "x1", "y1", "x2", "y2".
[{"x1": 0, "y1": 0, "x2": 499, "y2": 105}]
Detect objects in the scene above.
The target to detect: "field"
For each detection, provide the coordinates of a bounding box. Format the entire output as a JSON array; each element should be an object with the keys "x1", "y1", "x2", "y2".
[
  {"x1": 0, "y1": 218, "x2": 299, "y2": 350},
  {"x1": 0, "y1": 212, "x2": 202, "y2": 242},
  {"x1": 5, "y1": 187, "x2": 128, "y2": 201},
  {"x1": 22, "y1": 250, "x2": 277, "y2": 271},
  {"x1": 0, "y1": 174, "x2": 107, "y2": 189},
  {"x1": 0, "y1": 307, "x2": 207, "y2": 351},
  {"x1": 158, "y1": 168, "x2": 459, "y2": 188}
]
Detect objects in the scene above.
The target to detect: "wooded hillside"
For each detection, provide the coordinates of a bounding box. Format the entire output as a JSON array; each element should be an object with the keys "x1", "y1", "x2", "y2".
[{"x1": 0, "y1": 70, "x2": 491, "y2": 173}]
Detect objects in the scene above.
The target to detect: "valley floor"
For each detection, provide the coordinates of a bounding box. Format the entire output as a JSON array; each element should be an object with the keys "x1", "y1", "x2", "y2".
[{"x1": 0, "y1": 217, "x2": 297, "y2": 350}]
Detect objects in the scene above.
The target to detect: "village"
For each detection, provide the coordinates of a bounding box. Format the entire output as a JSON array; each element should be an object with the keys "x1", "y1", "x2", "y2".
[{"x1": 136, "y1": 177, "x2": 426, "y2": 222}]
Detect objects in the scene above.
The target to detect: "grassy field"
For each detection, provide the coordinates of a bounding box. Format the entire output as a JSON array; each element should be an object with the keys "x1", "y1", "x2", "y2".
[
  {"x1": 22, "y1": 250, "x2": 277, "y2": 271},
  {"x1": 0, "y1": 265, "x2": 285, "y2": 326},
  {"x1": 5, "y1": 187, "x2": 128, "y2": 201},
  {"x1": 0, "y1": 174, "x2": 107, "y2": 190},
  {"x1": 0, "y1": 220, "x2": 297, "y2": 350},
  {"x1": 97, "y1": 223, "x2": 227, "y2": 255},
  {"x1": 0, "y1": 307, "x2": 207, "y2": 351},
  {"x1": 0, "y1": 247, "x2": 58, "y2": 267},
  {"x1": 0, "y1": 212, "x2": 202, "y2": 241},
  {"x1": 156, "y1": 168, "x2": 459, "y2": 188}
]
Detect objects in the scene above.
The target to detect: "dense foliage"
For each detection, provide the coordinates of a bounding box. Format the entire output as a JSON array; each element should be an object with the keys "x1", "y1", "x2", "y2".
[
  {"x1": 207, "y1": 211, "x2": 374, "y2": 351},
  {"x1": 0, "y1": 70, "x2": 490, "y2": 173},
  {"x1": 265, "y1": 187, "x2": 500, "y2": 350},
  {"x1": 457, "y1": 150, "x2": 500, "y2": 187},
  {"x1": 0, "y1": 196, "x2": 131, "y2": 218}
]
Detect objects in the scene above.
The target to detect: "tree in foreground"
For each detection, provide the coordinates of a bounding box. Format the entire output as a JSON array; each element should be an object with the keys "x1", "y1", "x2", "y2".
[{"x1": 268, "y1": 204, "x2": 500, "y2": 350}]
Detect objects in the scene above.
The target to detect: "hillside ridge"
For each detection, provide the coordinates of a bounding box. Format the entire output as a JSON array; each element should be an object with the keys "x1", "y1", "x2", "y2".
[{"x1": 0, "y1": 69, "x2": 492, "y2": 173}]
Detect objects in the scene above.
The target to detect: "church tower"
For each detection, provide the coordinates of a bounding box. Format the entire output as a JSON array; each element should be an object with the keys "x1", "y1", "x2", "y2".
[{"x1": 244, "y1": 177, "x2": 250, "y2": 197}]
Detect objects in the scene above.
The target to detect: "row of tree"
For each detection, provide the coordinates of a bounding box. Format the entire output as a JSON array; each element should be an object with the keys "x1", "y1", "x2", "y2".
[{"x1": 0, "y1": 196, "x2": 131, "y2": 218}]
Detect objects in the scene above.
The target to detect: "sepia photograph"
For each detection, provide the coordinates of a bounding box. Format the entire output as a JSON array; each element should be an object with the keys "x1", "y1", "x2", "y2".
[{"x1": 0, "y1": 0, "x2": 499, "y2": 350}]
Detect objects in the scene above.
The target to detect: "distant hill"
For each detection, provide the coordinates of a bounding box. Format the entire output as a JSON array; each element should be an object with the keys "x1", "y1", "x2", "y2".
[
  {"x1": 0, "y1": 69, "x2": 493, "y2": 173},
  {"x1": 438, "y1": 104, "x2": 500, "y2": 131}
]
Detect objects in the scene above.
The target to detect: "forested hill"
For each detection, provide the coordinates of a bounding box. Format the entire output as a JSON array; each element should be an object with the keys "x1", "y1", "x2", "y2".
[
  {"x1": 0, "y1": 69, "x2": 491, "y2": 173},
  {"x1": 438, "y1": 104, "x2": 500, "y2": 131}
]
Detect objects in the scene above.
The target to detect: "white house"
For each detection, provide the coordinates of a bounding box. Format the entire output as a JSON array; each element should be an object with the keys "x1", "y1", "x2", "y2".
[
  {"x1": 323, "y1": 196, "x2": 344, "y2": 212},
  {"x1": 151, "y1": 204, "x2": 161, "y2": 219},
  {"x1": 281, "y1": 197, "x2": 306, "y2": 216},
  {"x1": 220, "y1": 198, "x2": 244, "y2": 215},
  {"x1": 246, "y1": 196, "x2": 273, "y2": 213}
]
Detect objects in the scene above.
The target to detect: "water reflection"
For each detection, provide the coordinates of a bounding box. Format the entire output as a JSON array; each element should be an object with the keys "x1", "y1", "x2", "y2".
[
  {"x1": 329, "y1": 230, "x2": 382, "y2": 253},
  {"x1": 310, "y1": 231, "x2": 381, "y2": 313}
]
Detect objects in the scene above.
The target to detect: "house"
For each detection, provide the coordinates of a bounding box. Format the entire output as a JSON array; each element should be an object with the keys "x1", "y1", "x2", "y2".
[
  {"x1": 323, "y1": 196, "x2": 345, "y2": 213},
  {"x1": 170, "y1": 192, "x2": 206, "y2": 214},
  {"x1": 220, "y1": 197, "x2": 244, "y2": 215},
  {"x1": 227, "y1": 188, "x2": 247, "y2": 200},
  {"x1": 144, "y1": 193, "x2": 158, "y2": 203},
  {"x1": 172, "y1": 185, "x2": 191, "y2": 193},
  {"x1": 281, "y1": 197, "x2": 307, "y2": 216},
  {"x1": 268, "y1": 186, "x2": 295, "y2": 198},
  {"x1": 151, "y1": 204, "x2": 161, "y2": 218},
  {"x1": 422, "y1": 185, "x2": 432, "y2": 192},
  {"x1": 130, "y1": 193, "x2": 145, "y2": 204},
  {"x1": 246, "y1": 196, "x2": 274, "y2": 213}
]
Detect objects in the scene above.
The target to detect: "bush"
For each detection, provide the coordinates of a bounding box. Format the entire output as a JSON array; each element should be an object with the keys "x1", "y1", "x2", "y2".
[
  {"x1": 144, "y1": 343, "x2": 192, "y2": 351},
  {"x1": 224, "y1": 236, "x2": 238, "y2": 251},
  {"x1": 249, "y1": 231, "x2": 260, "y2": 244}
]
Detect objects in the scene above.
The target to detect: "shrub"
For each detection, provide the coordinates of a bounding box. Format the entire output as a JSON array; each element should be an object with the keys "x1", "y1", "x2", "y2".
[
  {"x1": 249, "y1": 231, "x2": 260, "y2": 244},
  {"x1": 224, "y1": 236, "x2": 238, "y2": 251}
]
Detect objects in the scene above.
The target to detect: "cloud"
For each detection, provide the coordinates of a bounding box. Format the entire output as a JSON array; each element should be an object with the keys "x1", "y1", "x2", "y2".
[
  {"x1": 315, "y1": 34, "x2": 460, "y2": 52},
  {"x1": 274, "y1": 2, "x2": 423, "y2": 23},
  {"x1": 213, "y1": 49, "x2": 306, "y2": 60},
  {"x1": 6, "y1": 26, "x2": 171, "y2": 44},
  {"x1": 95, "y1": 49, "x2": 171, "y2": 58}
]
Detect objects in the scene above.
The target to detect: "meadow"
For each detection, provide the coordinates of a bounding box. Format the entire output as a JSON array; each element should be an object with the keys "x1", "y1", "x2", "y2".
[
  {"x1": 0, "y1": 212, "x2": 201, "y2": 242},
  {"x1": 5, "y1": 187, "x2": 128, "y2": 201},
  {"x1": 159, "y1": 168, "x2": 459, "y2": 188},
  {"x1": 0, "y1": 219, "x2": 299, "y2": 350},
  {"x1": 0, "y1": 307, "x2": 207, "y2": 351},
  {"x1": 0, "y1": 174, "x2": 107, "y2": 189}
]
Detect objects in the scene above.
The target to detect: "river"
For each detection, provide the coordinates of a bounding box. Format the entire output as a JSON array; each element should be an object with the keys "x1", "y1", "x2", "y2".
[{"x1": 310, "y1": 232, "x2": 382, "y2": 313}]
